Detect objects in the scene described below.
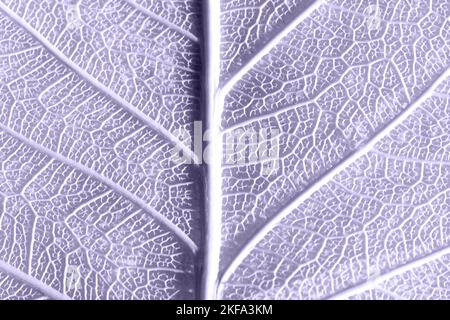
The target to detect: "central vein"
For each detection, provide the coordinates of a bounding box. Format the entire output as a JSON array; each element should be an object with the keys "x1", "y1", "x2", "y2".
[{"x1": 200, "y1": 0, "x2": 222, "y2": 300}]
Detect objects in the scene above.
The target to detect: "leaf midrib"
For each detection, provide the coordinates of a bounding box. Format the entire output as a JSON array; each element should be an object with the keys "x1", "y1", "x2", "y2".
[{"x1": 0, "y1": 123, "x2": 198, "y2": 254}]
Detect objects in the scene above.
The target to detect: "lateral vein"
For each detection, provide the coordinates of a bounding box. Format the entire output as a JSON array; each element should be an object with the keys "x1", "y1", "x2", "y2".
[
  {"x1": 0, "y1": 2, "x2": 200, "y2": 165},
  {"x1": 200, "y1": 0, "x2": 222, "y2": 300},
  {"x1": 220, "y1": 0, "x2": 325, "y2": 96},
  {"x1": 0, "y1": 123, "x2": 199, "y2": 254},
  {"x1": 0, "y1": 259, "x2": 71, "y2": 300},
  {"x1": 219, "y1": 67, "x2": 450, "y2": 289},
  {"x1": 327, "y1": 245, "x2": 450, "y2": 300},
  {"x1": 124, "y1": 0, "x2": 199, "y2": 43}
]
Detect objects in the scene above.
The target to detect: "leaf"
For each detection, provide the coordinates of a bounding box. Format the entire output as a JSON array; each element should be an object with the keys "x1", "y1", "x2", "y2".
[
  {"x1": 220, "y1": 0, "x2": 316, "y2": 81},
  {"x1": 213, "y1": 0, "x2": 450, "y2": 299},
  {"x1": 0, "y1": 0, "x2": 201, "y2": 299},
  {"x1": 0, "y1": 0, "x2": 449, "y2": 300}
]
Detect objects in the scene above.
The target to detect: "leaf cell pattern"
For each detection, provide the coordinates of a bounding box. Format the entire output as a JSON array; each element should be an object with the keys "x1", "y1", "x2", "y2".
[{"x1": 0, "y1": 0, "x2": 449, "y2": 300}]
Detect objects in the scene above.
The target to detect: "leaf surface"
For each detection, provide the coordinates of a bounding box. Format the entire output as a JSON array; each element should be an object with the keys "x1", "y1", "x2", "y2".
[
  {"x1": 214, "y1": 0, "x2": 450, "y2": 299},
  {"x1": 0, "y1": 0, "x2": 449, "y2": 300},
  {"x1": 0, "y1": 0, "x2": 201, "y2": 299}
]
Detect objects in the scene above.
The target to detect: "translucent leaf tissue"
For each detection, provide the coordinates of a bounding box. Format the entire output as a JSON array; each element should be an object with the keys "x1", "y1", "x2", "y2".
[{"x1": 0, "y1": 0, "x2": 448, "y2": 300}]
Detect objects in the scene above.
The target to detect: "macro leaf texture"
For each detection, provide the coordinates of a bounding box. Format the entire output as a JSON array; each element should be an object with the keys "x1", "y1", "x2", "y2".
[{"x1": 0, "y1": 0, "x2": 448, "y2": 300}]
